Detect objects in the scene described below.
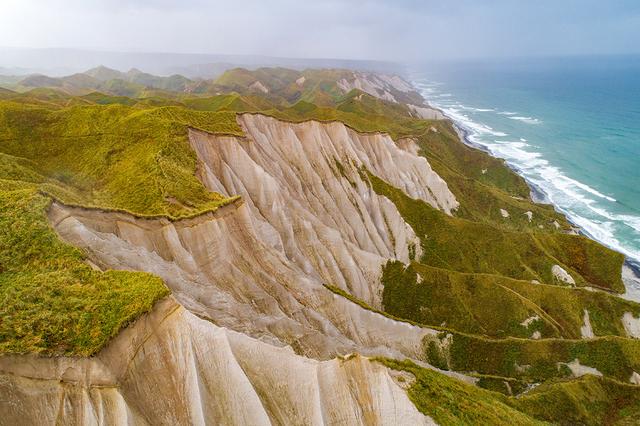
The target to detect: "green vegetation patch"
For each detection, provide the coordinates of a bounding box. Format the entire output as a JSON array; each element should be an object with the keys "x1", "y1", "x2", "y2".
[
  {"x1": 379, "y1": 358, "x2": 640, "y2": 426},
  {"x1": 382, "y1": 261, "x2": 556, "y2": 338},
  {"x1": 413, "y1": 120, "x2": 573, "y2": 232},
  {"x1": 514, "y1": 375, "x2": 640, "y2": 425},
  {"x1": 377, "y1": 358, "x2": 545, "y2": 425},
  {"x1": 0, "y1": 102, "x2": 240, "y2": 219},
  {"x1": 382, "y1": 260, "x2": 640, "y2": 339},
  {"x1": 0, "y1": 185, "x2": 169, "y2": 355},
  {"x1": 446, "y1": 333, "x2": 640, "y2": 383},
  {"x1": 367, "y1": 170, "x2": 624, "y2": 291},
  {"x1": 327, "y1": 278, "x2": 640, "y2": 383}
]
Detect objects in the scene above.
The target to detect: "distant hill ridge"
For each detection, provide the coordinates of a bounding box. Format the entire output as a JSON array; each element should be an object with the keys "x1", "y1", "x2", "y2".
[{"x1": 0, "y1": 65, "x2": 428, "y2": 106}]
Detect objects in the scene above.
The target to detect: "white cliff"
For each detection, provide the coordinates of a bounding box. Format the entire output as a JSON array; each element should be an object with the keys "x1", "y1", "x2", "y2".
[
  {"x1": 336, "y1": 72, "x2": 415, "y2": 103},
  {"x1": 45, "y1": 114, "x2": 457, "y2": 359},
  {"x1": 580, "y1": 309, "x2": 595, "y2": 339},
  {"x1": 552, "y1": 264, "x2": 576, "y2": 285},
  {"x1": 190, "y1": 113, "x2": 457, "y2": 306},
  {"x1": 249, "y1": 80, "x2": 269, "y2": 93},
  {"x1": 622, "y1": 311, "x2": 640, "y2": 338},
  {"x1": 48, "y1": 200, "x2": 436, "y2": 361},
  {"x1": 0, "y1": 298, "x2": 434, "y2": 426},
  {"x1": 2, "y1": 113, "x2": 460, "y2": 424},
  {"x1": 407, "y1": 104, "x2": 445, "y2": 120}
]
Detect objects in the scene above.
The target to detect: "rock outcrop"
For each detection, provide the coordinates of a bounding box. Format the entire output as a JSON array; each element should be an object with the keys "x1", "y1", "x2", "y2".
[
  {"x1": 249, "y1": 80, "x2": 269, "y2": 93},
  {"x1": 562, "y1": 359, "x2": 603, "y2": 378},
  {"x1": 191, "y1": 113, "x2": 458, "y2": 306},
  {"x1": 552, "y1": 264, "x2": 576, "y2": 285},
  {"x1": 408, "y1": 104, "x2": 445, "y2": 120},
  {"x1": 580, "y1": 310, "x2": 595, "y2": 339},
  {"x1": 622, "y1": 311, "x2": 640, "y2": 338}
]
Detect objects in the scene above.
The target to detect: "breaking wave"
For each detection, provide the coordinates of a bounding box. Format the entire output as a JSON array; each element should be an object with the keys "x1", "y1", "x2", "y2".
[{"x1": 412, "y1": 80, "x2": 640, "y2": 265}]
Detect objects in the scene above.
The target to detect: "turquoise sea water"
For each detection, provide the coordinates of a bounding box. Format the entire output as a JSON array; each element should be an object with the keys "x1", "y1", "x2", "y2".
[{"x1": 409, "y1": 55, "x2": 640, "y2": 265}]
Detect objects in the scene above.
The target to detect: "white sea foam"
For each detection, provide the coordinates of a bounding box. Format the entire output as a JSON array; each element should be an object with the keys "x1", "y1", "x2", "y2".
[
  {"x1": 439, "y1": 106, "x2": 508, "y2": 137},
  {"x1": 461, "y1": 105, "x2": 495, "y2": 112},
  {"x1": 509, "y1": 116, "x2": 542, "y2": 124},
  {"x1": 488, "y1": 142, "x2": 548, "y2": 168},
  {"x1": 536, "y1": 168, "x2": 617, "y2": 203},
  {"x1": 569, "y1": 179, "x2": 617, "y2": 202},
  {"x1": 418, "y1": 81, "x2": 640, "y2": 264},
  {"x1": 618, "y1": 215, "x2": 640, "y2": 234}
]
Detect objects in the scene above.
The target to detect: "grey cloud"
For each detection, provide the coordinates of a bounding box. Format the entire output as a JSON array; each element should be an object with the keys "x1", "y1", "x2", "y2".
[{"x1": 0, "y1": 0, "x2": 639, "y2": 61}]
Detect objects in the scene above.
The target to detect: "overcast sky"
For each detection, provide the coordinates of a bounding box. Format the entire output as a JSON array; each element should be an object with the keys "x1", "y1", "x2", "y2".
[{"x1": 1, "y1": 0, "x2": 640, "y2": 61}]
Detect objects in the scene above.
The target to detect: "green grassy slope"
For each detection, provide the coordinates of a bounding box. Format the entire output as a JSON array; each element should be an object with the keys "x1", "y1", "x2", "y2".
[
  {"x1": 0, "y1": 99, "x2": 246, "y2": 355},
  {"x1": 414, "y1": 120, "x2": 571, "y2": 229},
  {"x1": 382, "y1": 260, "x2": 639, "y2": 339},
  {"x1": 0, "y1": 181, "x2": 169, "y2": 355},
  {"x1": 368, "y1": 171, "x2": 625, "y2": 291},
  {"x1": 442, "y1": 333, "x2": 640, "y2": 384},
  {"x1": 9, "y1": 66, "x2": 197, "y2": 97},
  {"x1": 0, "y1": 99, "x2": 244, "y2": 355},
  {"x1": 126, "y1": 69, "x2": 192, "y2": 92},
  {"x1": 379, "y1": 358, "x2": 640, "y2": 426},
  {"x1": 324, "y1": 282, "x2": 640, "y2": 385},
  {"x1": 0, "y1": 87, "x2": 17, "y2": 99},
  {"x1": 377, "y1": 359, "x2": 545, "y2": 425},
  {"x1": 0, "y1": 102, "x2": 240, "y2": 218},
  {"x1": 84, "y1": 65, "x2": 125, "y2": 81}
]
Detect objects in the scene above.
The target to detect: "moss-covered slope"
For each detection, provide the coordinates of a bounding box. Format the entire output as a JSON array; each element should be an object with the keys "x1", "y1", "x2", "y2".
[
  {"x1": 368, "y1": 170, "x2": 625, "y2": 292},
  {"x1": 0, "y1": 182, "x2": 168, "y2": 355},
  {"x1": 0, "y1": 102, "x2": 241, "y2": 218},
  {"x1": 382, "y1": 260, "x2": 639, "y2": 339},
  {"x1": 379, "y1": 358, "x2": 640, "y2": 426}
]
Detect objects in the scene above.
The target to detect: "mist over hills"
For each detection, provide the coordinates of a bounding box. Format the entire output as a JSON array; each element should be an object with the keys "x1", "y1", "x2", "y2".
[{"x1": 0, "y1": 47, "x2": 402, "y2": 78}]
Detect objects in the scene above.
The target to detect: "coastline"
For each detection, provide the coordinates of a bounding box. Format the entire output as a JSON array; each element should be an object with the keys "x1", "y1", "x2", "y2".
[
  {"x1": 417, "y1": 87, "x2": 640, "y2": 300},
  {"x1": 450, "y1": 122, "x2": 552, "y2": 204}
]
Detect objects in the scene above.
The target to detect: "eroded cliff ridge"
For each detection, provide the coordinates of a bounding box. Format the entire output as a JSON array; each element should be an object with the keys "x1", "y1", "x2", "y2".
[
  {"x1": 0, "y1": 298, "x2": 434, "y2": 425},
  {"x1": 1, "y1": 67, "x2": 640, "y2": 425}
]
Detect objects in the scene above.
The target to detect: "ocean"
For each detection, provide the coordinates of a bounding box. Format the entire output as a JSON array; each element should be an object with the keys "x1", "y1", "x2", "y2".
[{"x1": 408, "y1": 55, "x2": 640, "y2": 268}]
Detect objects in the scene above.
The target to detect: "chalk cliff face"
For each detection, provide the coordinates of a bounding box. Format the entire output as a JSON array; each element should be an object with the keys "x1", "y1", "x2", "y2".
[
  {"x1": 192, "y1": 114, "x2": 457, "y2": 301},
  {"x1": 0, "y1": 298, "x2": 434, "y2": 425},
  {"x1": 333, "y1": 72, "x2": 445, "y2": 119},
  {"x1": 407, "y1": 104, "x2": 445, "y2": 120},
  {"x1": 48, "y1": 200, "x2": 435, "y2": 361},
  {"x1": 336, "y1": 72, "x2": 414, "y2": 103},
  {"x1": 1, "y1": 113, "x2": 458, "y2": 424},
  {"x1": 46, "y1": 114, "x2": 458, "y2": 359}
]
